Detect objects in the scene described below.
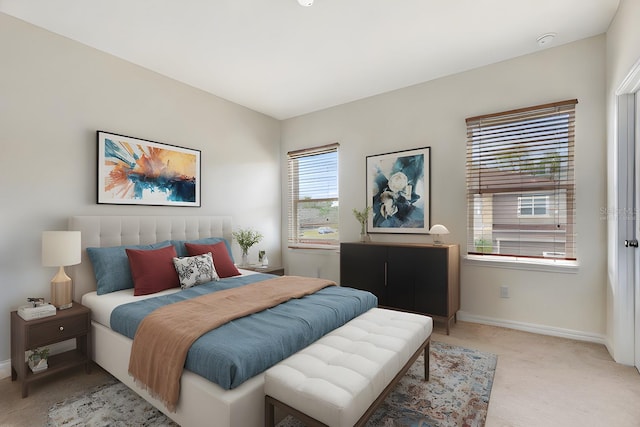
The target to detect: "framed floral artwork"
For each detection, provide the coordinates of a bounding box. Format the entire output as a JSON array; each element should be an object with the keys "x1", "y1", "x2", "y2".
[
  {"x1": 366, "y1": 147, "x2": 431, "y2": 234},
  {"x1": 97, "y1": 131, "x2": 201, "y2": 207}
]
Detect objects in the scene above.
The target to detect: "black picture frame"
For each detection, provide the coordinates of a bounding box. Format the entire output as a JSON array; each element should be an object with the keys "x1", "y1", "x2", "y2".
[
  {"x1": 366, "y1": 146, "x2": 431, "y2": 234},
  {"x1": 97, "y1": 131, "x2": 201, "y2": 207}
]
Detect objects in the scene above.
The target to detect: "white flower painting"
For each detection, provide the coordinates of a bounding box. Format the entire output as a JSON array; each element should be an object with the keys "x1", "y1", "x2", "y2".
[{"x1": 367, "y1": 147, "x2": 430, "y2": 234}]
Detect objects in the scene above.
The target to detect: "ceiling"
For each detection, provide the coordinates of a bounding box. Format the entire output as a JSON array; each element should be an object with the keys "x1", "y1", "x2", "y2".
[{"x1": 0, "y1": 0, "x2": 620, "y2": 120}]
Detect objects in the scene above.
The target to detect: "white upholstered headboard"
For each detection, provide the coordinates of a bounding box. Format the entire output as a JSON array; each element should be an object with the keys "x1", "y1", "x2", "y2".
[{"x1": 68, "y1": 216, "x2": 233, "y2": 302}]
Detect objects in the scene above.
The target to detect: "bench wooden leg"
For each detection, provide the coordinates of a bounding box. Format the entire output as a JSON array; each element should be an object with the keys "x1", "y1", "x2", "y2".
[
  {"x1": 265, "y1": 395, "x2": 275, "y2": 427},
  {"x1": 424, "y1": 340, "x2": 430, "y2": 381},
  {"x1": 265, "y1": 395, "x2": 328, "y2": 427}
]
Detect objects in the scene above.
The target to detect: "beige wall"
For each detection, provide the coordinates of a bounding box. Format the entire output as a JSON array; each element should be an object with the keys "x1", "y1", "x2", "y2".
[
  {"x1": 606, "y1": 0, "x2": 640, "y2": 364},
  {"x1": 282, "y1": 35, "x2": 608, "y2": 341},
  {"x1": 0, "y1": 13, "x2": 281, "y2": 364}
]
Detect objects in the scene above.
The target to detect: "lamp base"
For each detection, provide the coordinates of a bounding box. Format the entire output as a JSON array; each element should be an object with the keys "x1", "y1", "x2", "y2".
[
  {"x1": 56, "y1": 301, "x2": 73, "y2": 310},
  {"x1": 51, "y1": 266, "x2": 73, "y2": 310},
  {"x1": 432, "y1": 236, "x2": 445, "y2": 245}
]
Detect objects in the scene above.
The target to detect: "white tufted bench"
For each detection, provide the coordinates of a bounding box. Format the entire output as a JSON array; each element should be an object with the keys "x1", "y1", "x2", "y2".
[{"x1": 264, "y1": 307, "x2": 433, "y2": 427}]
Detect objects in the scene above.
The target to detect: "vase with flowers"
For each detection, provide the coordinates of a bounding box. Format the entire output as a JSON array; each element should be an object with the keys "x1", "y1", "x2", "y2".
[
  {"x1": 352, "y1": 206, "x2": 372, "y2": 242},
  {"x1": 232, "y1": 228, "x2": 263, "y2": 266}
]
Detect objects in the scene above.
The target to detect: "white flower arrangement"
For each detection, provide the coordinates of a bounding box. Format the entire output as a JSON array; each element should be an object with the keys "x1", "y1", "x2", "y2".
[
  {"x1": 232, "y1": 228, "x2": 263, "y2": 256},
  {"x1": 352, "y1": 207, "x2": 372, "y2": 235}
]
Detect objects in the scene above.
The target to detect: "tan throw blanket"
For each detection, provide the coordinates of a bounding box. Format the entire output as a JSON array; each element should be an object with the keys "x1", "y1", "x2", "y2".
[{"x1": 128, "y1": 275, "x2": 336, "y2": 411}]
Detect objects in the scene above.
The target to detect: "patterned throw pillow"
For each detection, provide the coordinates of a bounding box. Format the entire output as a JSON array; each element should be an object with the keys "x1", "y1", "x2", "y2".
[{"x1": 172, "y1": 252, "x2": 219, "y2": 289}]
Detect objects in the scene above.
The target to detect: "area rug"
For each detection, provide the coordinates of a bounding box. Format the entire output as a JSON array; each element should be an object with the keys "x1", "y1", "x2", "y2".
[{"x1": 47, "y1": 341, "x2": 497, "y2": 427}]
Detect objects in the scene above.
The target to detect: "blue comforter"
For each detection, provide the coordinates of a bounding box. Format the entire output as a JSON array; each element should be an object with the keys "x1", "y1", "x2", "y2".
[{"x1": 110, "y1": 274, "x2": 377, "y2": 389}]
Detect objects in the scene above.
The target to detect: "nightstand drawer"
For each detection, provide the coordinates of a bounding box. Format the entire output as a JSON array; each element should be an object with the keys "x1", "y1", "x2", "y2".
[{"x1": 28, "y1": 313, "x2": 89, "y2": 346}]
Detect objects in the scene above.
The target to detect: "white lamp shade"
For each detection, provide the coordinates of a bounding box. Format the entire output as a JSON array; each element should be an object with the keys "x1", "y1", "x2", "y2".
[
  {"x1": 42, "y1": 231, "x2": 81, "y2": 267},
  {"x1": 428, "y1": 224, "x2": 450, "y2": 235}
]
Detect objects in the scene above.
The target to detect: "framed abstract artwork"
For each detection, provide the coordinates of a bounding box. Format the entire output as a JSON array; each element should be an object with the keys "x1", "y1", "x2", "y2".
[
  {"x1": 97, "y1": 131, "x2": 201, "y2": 207},
  {"x1": 366, "y1": 146, "x2": 431, "y2": 234}
]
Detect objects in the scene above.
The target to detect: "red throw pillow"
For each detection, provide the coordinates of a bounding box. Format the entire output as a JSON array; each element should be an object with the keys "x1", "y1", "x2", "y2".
[
  {"x1": 185, "y1": 241, "x2": 241, "y2": 278},
  {"x1": 126, "y1": 245, "x2": 180, "y2": 296}
]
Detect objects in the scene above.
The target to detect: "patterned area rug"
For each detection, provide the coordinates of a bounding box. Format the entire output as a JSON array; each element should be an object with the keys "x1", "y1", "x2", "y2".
[
  {"x1": 369, "y1": 341, "x2": 497, "y2": 427},
  {"x1": 46, "y1": 380, "x2": 177, "y2": 427},
  {"x1": 47, "y1": 341, "x2": 497, "y2": 427}
]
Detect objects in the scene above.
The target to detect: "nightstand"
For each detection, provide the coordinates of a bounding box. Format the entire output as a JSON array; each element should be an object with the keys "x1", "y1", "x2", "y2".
[
  {"x1": 11, "y1": 301, "x2": 91, "y2": 397},
  {"x1": 243, "y1": 265, "x2": 285, "y2": 276}
]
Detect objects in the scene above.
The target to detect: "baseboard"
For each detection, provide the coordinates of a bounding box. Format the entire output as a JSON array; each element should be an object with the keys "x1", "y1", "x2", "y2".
[
  {"x1": 0, "y1": 358, "x2": 11, "y2": 380},
  {"x1": 457, "y1": 311, "x2": 606, "y2": 345}
]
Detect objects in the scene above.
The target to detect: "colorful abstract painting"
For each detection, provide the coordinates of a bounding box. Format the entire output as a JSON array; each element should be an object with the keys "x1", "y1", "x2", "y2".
[
  {"x1": 366, "y1": 147, "x2": 430, "y2": 234},
  {"x1": 97, "y1": 131, "x2": 201, "y2": 206}
]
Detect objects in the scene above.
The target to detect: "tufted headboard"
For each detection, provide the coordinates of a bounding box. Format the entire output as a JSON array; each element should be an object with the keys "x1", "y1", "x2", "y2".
[{"x1": 68, "y1": 216, "x2": 233, "y2": 302}]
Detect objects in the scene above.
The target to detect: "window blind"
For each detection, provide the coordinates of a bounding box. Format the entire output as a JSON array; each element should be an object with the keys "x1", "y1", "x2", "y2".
[
  {"x1": 287, "y1": 143, "x2": 339, "y2": 248},
  {"x1": 465, "y1": 99, "x2": 577, "y2": 261}
]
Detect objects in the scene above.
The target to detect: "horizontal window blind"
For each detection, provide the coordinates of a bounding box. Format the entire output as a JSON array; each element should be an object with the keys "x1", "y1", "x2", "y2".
[
  {"x1": 466, "y1": 99, "x2": 577, "y2": 261},
  {"x1": 287, "y1": 143, "x2": 339, "y2": 248}
]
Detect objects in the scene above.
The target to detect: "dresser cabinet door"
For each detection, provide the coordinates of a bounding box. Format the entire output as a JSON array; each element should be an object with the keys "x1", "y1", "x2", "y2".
[
  {"x1": 413, "y1": 246, "x2": 449, "y2": 316},
  {"x1": 340, "y1": 243, "x2": 387, "y2": 305},
  {"x1": 385, "y1": 246, "x2": 420, "y2": 312}
]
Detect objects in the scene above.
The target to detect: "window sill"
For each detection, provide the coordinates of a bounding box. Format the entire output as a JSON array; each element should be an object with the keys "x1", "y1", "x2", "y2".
[
  {"x1": 288, "y1": 244, "x2": 339, "y2": 252},
  {"x1": 464, "y1": 254, "x2": 579, "y2": 274}
]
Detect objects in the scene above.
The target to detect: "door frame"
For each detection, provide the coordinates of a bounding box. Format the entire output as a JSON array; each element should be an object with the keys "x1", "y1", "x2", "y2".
[
  {"x1": 631, "y1": 91, "x2": 640, "y2": 372},
  {"x1": 614, "y1": 57, "x2": 640, "y2": 367}
]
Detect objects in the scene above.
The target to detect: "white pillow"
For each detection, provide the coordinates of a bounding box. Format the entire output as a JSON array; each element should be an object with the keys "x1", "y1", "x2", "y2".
[{"x1": 172, "y1": 252, "x2": 219, "y2": 289}]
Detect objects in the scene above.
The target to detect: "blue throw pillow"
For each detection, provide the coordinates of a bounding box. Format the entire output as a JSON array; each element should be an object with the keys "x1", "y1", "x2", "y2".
[
  {"x1": 171, "y1": 237, "x2": 234, "y2": 262},
  {"x1": 87, "y1": 240, "x2": 172, "y2": 295}
]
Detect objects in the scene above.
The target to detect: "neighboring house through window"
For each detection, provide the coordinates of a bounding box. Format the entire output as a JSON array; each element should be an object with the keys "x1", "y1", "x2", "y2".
[
  {"x1": 287, "y1": 143, "x2": 339, "y2": 249},
  {"x1": 465, "y1": 99, "x2": 577, "y2": 261}
]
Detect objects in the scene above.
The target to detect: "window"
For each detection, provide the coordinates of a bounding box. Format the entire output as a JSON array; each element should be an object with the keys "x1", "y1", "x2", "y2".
[
  {"x1": 517, "y1": 194, "x2": 549, "y2": 217},
  {"x1": 287, "y1": 143, "x2": 339, "y2": 248},
  {"x1": 465, "y1": 99, "x2": 577, "y2": 261}
]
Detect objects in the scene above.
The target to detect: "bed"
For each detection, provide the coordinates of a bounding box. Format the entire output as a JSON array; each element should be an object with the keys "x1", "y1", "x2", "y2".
[{"x1": 68, "y1": 215, "x2": 377, "y2": 427}]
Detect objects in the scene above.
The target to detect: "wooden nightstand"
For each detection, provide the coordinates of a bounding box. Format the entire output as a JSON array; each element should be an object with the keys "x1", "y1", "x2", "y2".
[
  {"x1": 243, "y1": 265, "x2": 285, "y2": 276},
  {"x1": 11, "y1": 301, "x2": 91, "y2": 397}
]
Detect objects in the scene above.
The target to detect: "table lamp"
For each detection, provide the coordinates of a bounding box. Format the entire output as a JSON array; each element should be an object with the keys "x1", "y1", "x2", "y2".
[
  {"x1": 42, "y1": 231, "x2": 81, "y2": 310},
  {"x1": 428, "y1": 224, "x2": 450, "y2": 245}
]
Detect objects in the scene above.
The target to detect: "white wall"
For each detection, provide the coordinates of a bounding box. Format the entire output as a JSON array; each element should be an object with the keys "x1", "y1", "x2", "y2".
[
  {"x1": 0, "y1": 13, "x2": 282, "y2": 364},
  {"x1": 605, "y1": 0, "x2": 640, "y2": 363},
  {"x1": 282, "y1": 36, "x2": 607, "y2": 341}
]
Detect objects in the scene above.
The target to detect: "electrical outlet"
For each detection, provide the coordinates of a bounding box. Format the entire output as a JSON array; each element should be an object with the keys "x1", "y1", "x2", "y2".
[{"x1": 500, "y1": 285, "x2": 509, "y2": 298}]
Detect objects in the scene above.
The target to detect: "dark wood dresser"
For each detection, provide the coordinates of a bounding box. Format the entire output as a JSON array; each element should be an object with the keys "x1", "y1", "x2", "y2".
[{"x1": 340, "y1": 242, "x2": 460, "y2": 334}]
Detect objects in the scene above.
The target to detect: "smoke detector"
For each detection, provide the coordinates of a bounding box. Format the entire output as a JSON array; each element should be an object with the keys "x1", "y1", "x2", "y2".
[
  {"x1": 536, "y1": 33, "x2": 556, "y2": 48},
  {"x1": 298, "y1": 0, "x2": 314, "y2": 5}
]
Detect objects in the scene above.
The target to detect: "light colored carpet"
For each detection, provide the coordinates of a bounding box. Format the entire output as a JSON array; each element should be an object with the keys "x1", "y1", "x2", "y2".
[{"x1": 46, "y1": 341, "x2": 497, "y2": 427}]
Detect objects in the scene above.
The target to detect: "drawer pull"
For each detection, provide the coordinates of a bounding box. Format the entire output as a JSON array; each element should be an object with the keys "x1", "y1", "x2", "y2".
[{"x1": 59, "y1": 326, "x2": 64, "y2": 332}]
